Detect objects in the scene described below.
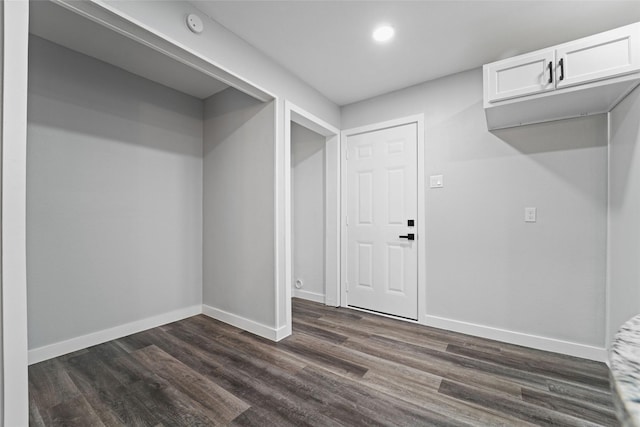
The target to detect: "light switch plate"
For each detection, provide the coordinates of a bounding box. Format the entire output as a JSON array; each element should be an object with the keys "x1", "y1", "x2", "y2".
[
  {"x1": 430, "y1": 175, "x2": 444, "y2": 188},
  {"x1": 525, "y1": 207, "x2": 537, "y2": 223}
]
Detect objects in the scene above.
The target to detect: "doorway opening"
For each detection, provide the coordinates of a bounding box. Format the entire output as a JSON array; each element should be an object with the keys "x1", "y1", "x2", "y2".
[
  {"x1": 291, "y1": 123, "x2": 326, "y2": 303},
  {"x1": 283, "y1": 102, "x2": 340, "y2": 336}
]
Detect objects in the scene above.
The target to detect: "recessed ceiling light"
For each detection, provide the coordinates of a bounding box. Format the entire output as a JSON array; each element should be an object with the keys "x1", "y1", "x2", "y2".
[{"x1": 372, "y1": 25, "x2": 394, "y2": 43}]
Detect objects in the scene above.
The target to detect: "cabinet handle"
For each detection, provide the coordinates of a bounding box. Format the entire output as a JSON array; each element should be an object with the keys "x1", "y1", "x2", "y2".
[
  {"x1": 559, "y1": 58, "x2": 564, "y2": 81},
  {"x1": 547, "y1": 61, "x2": 553, "y2": 84}
]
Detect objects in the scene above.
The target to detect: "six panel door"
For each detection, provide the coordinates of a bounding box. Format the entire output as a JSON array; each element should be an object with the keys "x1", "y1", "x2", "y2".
[{"x1": 345, "y1": 123, "x2": 418, "y2": 319}]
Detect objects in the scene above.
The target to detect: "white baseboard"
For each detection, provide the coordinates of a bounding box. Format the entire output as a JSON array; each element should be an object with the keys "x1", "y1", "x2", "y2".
[
  {"x1": 423, "y1": 314, "x2": 607, "y2": 362},
  {"x1": 293, "y1": 289, "x2": 325, "y2": 304},
  {"x1": 202, "y1": 304, "x2": 288, "y2": 341},
  {"x1": 274, "y1": 324, "x2": 291, "y2": 342},
  {"x1": 28, "y1": 305, "x2": 202, "y2": 365}
]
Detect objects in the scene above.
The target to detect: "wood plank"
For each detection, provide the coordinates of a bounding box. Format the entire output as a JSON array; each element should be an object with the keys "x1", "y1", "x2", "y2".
[
  {"x1": 365, "y1": 333, "x2": 599, "y2": 393},
  {"x1": 292, "y1": 320, "x2": 349, "y2": 344},
  {"x1": 447, "y1": 343, "x2": 610, "y2": 389},
  {"x1": 144, "y1": 325, "x2": 349, "y2": 425},
  {"x1": 130, "y1": 344, "x2": 250, "y2": 423},
  {"x1": 124, "y1": 375, "x2": 223, "y2": 426},
  {"x1": 29, "y1": 393, "x2": 47, "y2": 427},
  {"x1": 47, "y1": 395, "x2": 105, "y2": 427},
  {"x1": 546, "y1": 378, "x2": 615, "y2": 408},
  {"x1": 276, "y1": 338, "x2": 369, "y2": 378},
  {"x1": 29, "y1": 359, "x2": 80, "y2": 410},
  {"x1": 342, "y1": 334, "x2": 526, "y2": 398},
  {"x1": 172, "y1": 318, "x2": 308, "y2": 373},
  {"x1": 64, "y1": 352, "x2": 160, "y2": 425},
  {"x1": 28, "y1": 299, "x2": 617, "y2": 426},
  {"x1": 296, "y1": 365, "x2": 471, "y2": 427},
  {"x1": 438, "y1": 379, "x2": 603, "y2": 426},
  {"x1": 229, "y1": 407, "x2": 298, "y2": 427},
  {"x1": 521, "y1": 386, "x2": 618, "y2": 425}
]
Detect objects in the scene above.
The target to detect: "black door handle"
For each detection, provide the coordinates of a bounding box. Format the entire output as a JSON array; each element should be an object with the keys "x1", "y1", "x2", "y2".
[
  {"x1": 559, "y1": 58, "x2": 564, "y2": 81},
  {"x1": 399, "y1": 234, "x2": 415, "y2": 241},
  {"x1": 548, "y1": 61, "x2": 553, "y2": 84}
]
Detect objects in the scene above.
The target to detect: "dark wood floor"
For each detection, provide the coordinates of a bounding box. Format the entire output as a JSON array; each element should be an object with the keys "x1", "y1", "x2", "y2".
[{"x1": 29, "y1": 298, "x2": 618, "y2": 426}]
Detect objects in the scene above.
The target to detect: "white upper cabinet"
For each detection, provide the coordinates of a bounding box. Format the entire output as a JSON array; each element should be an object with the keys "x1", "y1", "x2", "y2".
[
  {"x1": 487, "y1": 50, "x2": 555, "y2": 102},
  {"x1": 484, "y1": 22, "x2": 640, "y2": 129},
  {"x1": 556, "y1": 24, "x2": 640, "y2": 89}
]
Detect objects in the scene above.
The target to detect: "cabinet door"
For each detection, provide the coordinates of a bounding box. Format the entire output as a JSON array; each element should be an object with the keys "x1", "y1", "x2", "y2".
[
  {"x1": 556, "y1": 23, "x2": 640, "y2": 89},
  {"x1": 486, "y1": 50, "x2": 555, "y2": 103}
]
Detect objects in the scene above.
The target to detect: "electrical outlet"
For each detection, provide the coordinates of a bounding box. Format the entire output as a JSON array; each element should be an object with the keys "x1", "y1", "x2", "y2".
[{"x1": 525, "y1": 207, "x2": 537, "y2": 223}]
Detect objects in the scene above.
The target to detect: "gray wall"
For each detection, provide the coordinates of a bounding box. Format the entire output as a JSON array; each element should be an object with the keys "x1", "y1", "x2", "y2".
[
  {"x1": 341, "y1": 68, "x2": 608, "y2": 347},
  {"x1": 26, "y1": 36, "x2": 204, "y2": 349},
  {"x1": 104, "y1": 0, "x2": 339, "y2": 128},
  {"x1": 104, "y1": 0, "x2": 339, "y2": 331},
  {"x1": 203, "y1": 88, "x2": 276, "y2": 326},
  {"x1": 291, "y1": 123, "x2": 325, "y2": 300},
  {"x1": 609, "y1": 85, "x2": 640, "y2": 344}
]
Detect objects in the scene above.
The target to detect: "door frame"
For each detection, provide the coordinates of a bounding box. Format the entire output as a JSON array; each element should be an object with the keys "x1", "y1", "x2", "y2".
[
  {"x1": 340, "y1": 115, "x2": 426, "y2": 322},
  {"x1": 282, "y1": 101, "x2": 341, "y2": 337},
  {"x1": 2, "y1": 2, "x2": 30, "y2": 424}
]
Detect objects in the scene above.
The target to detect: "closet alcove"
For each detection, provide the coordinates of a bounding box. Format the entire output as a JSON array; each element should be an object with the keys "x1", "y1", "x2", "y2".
[
  {"x1": 26, "y1": 1, "x2": 276, "y2": 364},
  {"x1": 291, "y1": 122, "x2": 326, "y2": 303}
]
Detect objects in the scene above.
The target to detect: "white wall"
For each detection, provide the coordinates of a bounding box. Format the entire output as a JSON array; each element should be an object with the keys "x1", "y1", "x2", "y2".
[
  {"x1": 203, "y1": 88, "x2": 276, "y2": 330},
  {"x1": 291, "y1": 123, "x2": 325, "y2": 302},
  {"x1": 608, "y1": 85, "x2": 640, "y2": 344},
  {"x1": 26, "y1": 36, "x2": 204, "y2": 350},
  {"x1": 341, "y1": 68, "x2": 608, "y2": 353}
]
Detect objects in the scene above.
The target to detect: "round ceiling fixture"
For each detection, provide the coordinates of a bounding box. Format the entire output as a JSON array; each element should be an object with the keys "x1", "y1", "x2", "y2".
[
  {"x1": 186, "y1": 13, "x2": 204, "y2": 34},
  {"x1": 372, "y1": 25, "x2": 395, "y2": 43}
]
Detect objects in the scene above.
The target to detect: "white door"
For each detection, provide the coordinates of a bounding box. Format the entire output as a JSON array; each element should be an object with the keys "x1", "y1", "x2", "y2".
[
  {"x1": 486, "y1": 49, "x2": 555, "y2": 103},
  {"x1": 345, "y1": 123, "x2": 418, "y2": 319},
  {"x1": 556, "y1": 23, "x2": 640, "y2": 89}
]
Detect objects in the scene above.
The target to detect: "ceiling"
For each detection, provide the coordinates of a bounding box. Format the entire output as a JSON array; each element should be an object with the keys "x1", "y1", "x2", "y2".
[
  {"x1": 30, "y1": 1, "x2": 229, "y2": 100},
  {"x1": 193, "y1": 0, "x2": 640, "y2": 106}
]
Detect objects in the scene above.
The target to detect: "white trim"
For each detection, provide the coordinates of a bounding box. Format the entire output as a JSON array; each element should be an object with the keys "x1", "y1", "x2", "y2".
[
  {"x1": 605, "y1": 111, "x2": 612, "y2": 350},
  {"x1": 424, "y1": 314, "x2": 607, "y2": 362},
  {"x1": 325, "y1": 133, "x2": 341, "y2": 307},
  {"x1": 202, "y1": 304, "x2": 287, "y2": 342},
  {"x1": 2, "y1": 2, "x2": 30, "y2": 425},
  {"x1": 415, "y1": 118, "x2": 427, "y2": 324},
  {"x1": 28, "y1": 305, "x2": 202, "y2": 365},
  {"x1": 275, "y1": 97, "x2": 284, "y2": 334},
  {"x1": 293, "y1": 289, "x2": 326, "y2": 304},
  {"x1": 274, "y1": 324, "x2": 290, "y2": 342},
  {"x1": 340, "y1": 114, "x2": 426, "y2": 319},
  {"x1": 281, "y1": 100, "x2": 290, "y2": 334},
  {"x1": 289, "y1": 107, "x2": 340, "y2": 137},
  {"x1": 284, "y1": 100, "x2": 341, "y2": 338}
]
